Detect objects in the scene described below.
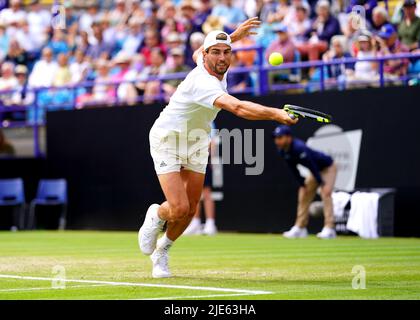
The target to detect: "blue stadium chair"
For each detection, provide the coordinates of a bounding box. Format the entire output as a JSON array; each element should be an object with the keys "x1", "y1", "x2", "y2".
[
  {"x1": 0, "y1": 178, "x2": 25, "y2": 230},
  {"x1": 28, "y1": 179, "x2": 68, "y2": 230}
]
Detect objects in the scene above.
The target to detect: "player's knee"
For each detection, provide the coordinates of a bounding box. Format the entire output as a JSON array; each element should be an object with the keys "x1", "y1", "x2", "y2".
[
  {"x1": 170, "y1": 202, "x2": 190, "y2": 220},
  {"x1": 186, "y1": 202, "x2": 198, "y2": 218}
]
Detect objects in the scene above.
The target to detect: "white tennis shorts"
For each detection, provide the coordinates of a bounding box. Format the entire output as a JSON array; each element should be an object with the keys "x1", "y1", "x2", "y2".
[{"x1": 149, "y1": 126, "x2": 210, "y2": 175}]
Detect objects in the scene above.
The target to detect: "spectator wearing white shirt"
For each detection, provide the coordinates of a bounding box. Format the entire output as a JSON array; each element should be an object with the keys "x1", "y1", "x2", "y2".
[
  {"x1": 0, "y1": 62, "x2": 18, "y2": 106},
  {"x1": 0, "y1": 0, "x2": 26, "y2": 27},
  {"x1": 79, "y1": 3, "x2": 100, "y2": 32},
  {"x1": 70, "y1": 49, "x2": 90, "y2": 84},
  {"x1": 28, "y1": 47, "x2": 58, "y2": 88},
  {"x1": 120, "y1": 16, "x2": 144, "y2": 56},
  {"x1": 26, "y1": 0, "x2": 51, "y2": 43}
]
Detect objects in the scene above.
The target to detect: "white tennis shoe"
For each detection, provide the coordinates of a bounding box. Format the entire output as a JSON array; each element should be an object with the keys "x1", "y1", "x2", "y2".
[
  {"x1": 202, "y1": 221, "x2": 217, "y2": 236},
  {"x1": 283, "y1": 226, "x2": 308, "y2": 239},
  {"x1": 183, "y1": 218, "x2": 202, "y2": 235},
  {"x1": 138, "y1": 204, "x2": 165, "y2": 255},
  {"x1": 317, "y1": 227, "x2": 337, "y2": 239},
  {"x1": 151, "y1": 249, "x2": 171, "y2": 278}
]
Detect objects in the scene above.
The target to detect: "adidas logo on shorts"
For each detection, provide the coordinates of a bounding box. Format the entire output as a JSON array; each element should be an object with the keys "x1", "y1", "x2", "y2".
[{"x1": 160, "y1": 161, "x2": 167, "y2": 167}]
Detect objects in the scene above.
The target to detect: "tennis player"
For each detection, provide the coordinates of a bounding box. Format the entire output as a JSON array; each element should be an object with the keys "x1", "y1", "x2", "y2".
[{"x1": 139, "y1": 17, "x2": 298, "y2": 278}]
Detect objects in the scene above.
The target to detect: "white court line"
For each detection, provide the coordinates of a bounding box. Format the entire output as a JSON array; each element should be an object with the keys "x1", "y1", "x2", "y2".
[
  {"x1": 138, "y1": 293, "x2": 254, "y2": 300},
  {"x1": 0, "y1": 274, "x2": 273, "y2": 297},
  {"x1": 0, "y1": 284, "x2": 109, "y2": 293}
]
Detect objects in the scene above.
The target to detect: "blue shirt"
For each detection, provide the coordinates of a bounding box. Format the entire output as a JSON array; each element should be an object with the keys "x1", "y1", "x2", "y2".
[{"x1": 277, "y1": 138, "x2": 333, "y2": 186}]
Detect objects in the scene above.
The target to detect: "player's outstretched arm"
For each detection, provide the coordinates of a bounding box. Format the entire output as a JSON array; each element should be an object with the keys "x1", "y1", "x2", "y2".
[
  {"x1": 214, "y1": 93, "x2": 298, "y2": 125},
  {"x1": 192, "y1": 17, "x2": 261, "y2": 64}
]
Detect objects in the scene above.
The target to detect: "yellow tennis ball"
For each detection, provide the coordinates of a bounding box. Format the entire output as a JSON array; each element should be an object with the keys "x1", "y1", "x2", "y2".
[{"x1": 269, "y1": 52, "x2": 284, "y2": 66}]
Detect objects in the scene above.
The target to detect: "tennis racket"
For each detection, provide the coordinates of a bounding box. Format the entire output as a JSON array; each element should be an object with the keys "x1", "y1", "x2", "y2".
[{"x1": 283, "y1": 104, "x2": 332, "y2": 123}]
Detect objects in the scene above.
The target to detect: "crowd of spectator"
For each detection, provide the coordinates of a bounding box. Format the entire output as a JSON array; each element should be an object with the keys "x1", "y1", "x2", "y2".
[{"x1": 0, "y1": 0, "x2": 419, "y2": 123}]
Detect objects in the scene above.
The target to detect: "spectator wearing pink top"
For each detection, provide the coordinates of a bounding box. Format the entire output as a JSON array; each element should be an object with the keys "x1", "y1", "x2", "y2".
[{"x1": 265, "y1": 24, "x2": 296, "y2": 63}]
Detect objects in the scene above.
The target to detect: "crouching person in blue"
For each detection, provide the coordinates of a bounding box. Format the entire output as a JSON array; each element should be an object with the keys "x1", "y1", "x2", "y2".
[{"x1": 273, "y1": 125, "x2": 337, "y2": 239}]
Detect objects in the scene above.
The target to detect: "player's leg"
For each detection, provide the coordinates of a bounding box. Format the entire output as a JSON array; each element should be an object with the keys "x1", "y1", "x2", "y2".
[
  {"x1": 284, "y1": 174, "x2": 317, "y2": 238},
  {"x1": 317, "y1": 163, "x2": 338, "y2": 239},
  {"x1": 202, "y1": 186, "x2": 217, "y2": 235},
  {"x1": 183, "y1": 201, "x2": 203, "y2": 235},
  {"x1": 151, "y1": 170, "x2": 205, "y2": 278}
]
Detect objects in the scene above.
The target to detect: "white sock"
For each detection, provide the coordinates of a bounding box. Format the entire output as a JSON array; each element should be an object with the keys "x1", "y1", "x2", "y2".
[
  {"x1": 157, "y1": 233, "x2": 173, "y2": 252},
  {"x1": 205, "y1": 218, "x2": 215, "y2": 226},
  {"x1": 191, "y1": 217, "x2": 201, "y2": 226}
]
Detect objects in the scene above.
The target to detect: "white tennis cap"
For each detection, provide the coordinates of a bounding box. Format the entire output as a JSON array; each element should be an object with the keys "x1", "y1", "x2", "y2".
[{"x1": 203, "y1": 30, "x2": 232, "y2": 51}]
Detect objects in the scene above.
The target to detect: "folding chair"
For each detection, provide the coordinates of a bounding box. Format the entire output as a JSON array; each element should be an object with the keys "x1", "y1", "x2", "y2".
[
  {"x1": 0, "y1": 178, "x2": 25, "y2": 230},
  {"x1": 28, "y1": 179, "x2": 68, "y2": 230}
]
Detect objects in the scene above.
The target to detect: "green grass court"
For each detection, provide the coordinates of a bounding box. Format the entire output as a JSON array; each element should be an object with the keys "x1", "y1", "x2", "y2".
[{"x1": 0, "y1": 231, "x2": 419, "y2": 300}]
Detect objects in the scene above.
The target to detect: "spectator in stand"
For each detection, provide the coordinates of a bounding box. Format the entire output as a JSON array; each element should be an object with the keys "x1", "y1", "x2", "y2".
[
  {"x1": 297, "y1": 0, "x2": 341, "y2": 67},
  {"x1": 47, "y1": 29, "x2": 70, "y2": 57},
  {"x1": 287, "y1": 4, "x2": 312, "y2": 46},
  {"x1": 398, "y1": 0, "x2": 420, "y2": 51},
  {"x1": 162, "y1": 47, "x2": 191, "y2": 100},
  {"x1": 346, "y1": 0, "x2": 378, "y2": 25},
  {"x1": 108, "y1": 0, "x2": 129, "y2": 26},
  {"x1": 140, "y1": 29, "x2": 166, "y2": 66},
  {"x1": 70, "y1": 49, "x2": 90, "y2": 84},
  {"x1": 347, "y1": 32, "x2": 379, "y2": 86},
  {"x1": 135, "y1": 47, "x2": 167, "y2": 104},
  {"x1": 164, "y1": 32, "x2": 186, "y2": 69},
  {"x1": 86, "y1": 21, "x2": 115, "y2": 60},
  {"x1": 186, "y1": 31, "x2": 205, "y2": 67},
  {"x1": 232, "y1": 35, "x2": 257, "y2": 67},
  {"x1": 0, "y1": 0, "x2": 26, "y2": 26},
  {"x1": 120, "y1": 16, "x2": 144, "y2": 56},
  {"x1": 342, "y1": 11, "x2": 369, "y2": 56},
  {"x1": 0, "y1": 23, "x2": 9, "y2": 62},
  {"x1": 129, "y1": 0, "x2": 146, "y2": 20},
  {"x1": 284, "y1": 0, "x2": 311, "y2": 26},
  {"x1": 0, "y1": 129, "x2": 15, "y2": 157},
  {"x1": 0, "y1": 62, "x2": 18, "y2": 106},
  {"x1": 266, "y1": 24, "x2": 297, "y2": 83},
  {"x1": 260, "y1": 0, "x2": 280, "y2": 23},
  {"x1": 52, "y1": 53, "x2": 72, "y2": 87},
  {"x1": 321, "y1": 35, "x2": 355, "y2": 87},
  {"x1": 76, "y1": 31, "x2": 91, "y2": 56},
  {"x1": 27, "y1": 0, "x2": 51, "y2": 43},
  {"x1": 376, "y1": 23, "x2": 410, "y2": 78},
  {"x1": 371, "y1": 6, "x2": 389, "y2": 32},
  {"x1": 211, "y1": 0, "x2": 247, "y2": 33},
  {"x1": 28, "y1": 47, "x2": 58, "y2": 88},
  {"x1": 227, "y1": 52, "x2": 250, "y2": 92},
  {"x1": 10, "y1": 64, "x2": 34, "y2": 107},
  {"x1": 63, "y1": 1, "x2": 79, "y2": 29},
  {"x1": 266, "y1": 24, "x2": 296, "y2": 63},
  {"x1": 79, "y1": 2, "x2": 100, "y2": 33},
  {"x1": 195, "y1": 0, "x2": 213, "y2": 26},
  {"x1": 15, "y1": 19, "x2": 43, "y2": 54},
  {"x1": 4, "y1": 39, "x2": 30, "y2": 68}
]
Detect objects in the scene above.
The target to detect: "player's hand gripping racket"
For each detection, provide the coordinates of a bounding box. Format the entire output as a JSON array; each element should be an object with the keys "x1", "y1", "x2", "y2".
[{"x1": 283, "y1": 104, "x2": 332, "y2": 123}]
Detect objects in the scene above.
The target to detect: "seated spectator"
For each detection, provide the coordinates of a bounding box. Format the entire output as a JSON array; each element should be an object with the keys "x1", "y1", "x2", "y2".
[
  {"x1": 79, "y1": 2, "x2": 100, "y2": 33},
  {"x1": 77, "y1": 59, "x2": 115, "y2": 108},
  {"x1": 211, "y1": 0, "x2": 247, "y2": 33},
  {"x1": 162, "y1": 47, "x2": 191, "y2": 100},
  {"x1": 186, "y1": 32, "x2": 205, "y2": 67},
  {"x1": 265, "y1": 24, "x2": 297, "y2": 83},
  {"x1": 266, "y1": 24, "x2": 296, "y2": 64},
  {"x1": 376, "y1": 24, "x2": 410, "y2": 78},
  {"x1": 108, "y1": 0, "x2": 129, "y2": 26},
  {"x1": 0, "y1": 62, "x2": 18, "y2": 106},
  {"x1": 284, "y1": 0, "x2": 311, "y2": 26},
  {"x1": 10, "y1": 64, "x2": 34, "y2": 107},
  {"x1": 0, "y1": 23, "x2": 10, "y2": 62},
  {"x1": 0, "y1": 129, "x2": 15, "y2": 157},
  {"x1": 347, "y1": 32, "x2": 379, "y2": 86},
  {"x1": 320, "y1": 35, "x2": 355, "y2": 88},
  {"x1": 371, "y1": 6, "x2": 389, "y2": 32},
  {"x1": 120, "y1": 16, "x2": 144, "y2": 56},
  {"x1": 164, "y1": 32, "x2": 186, "y2": 69},
  {"x1": 391, "y1": 0, "x2": 420, "y2": 25},
  {"x1": 135, "y1": 48, "x2": 168, "y2": 104},
  {"x1": 52, "y1": 53, "x2": 72, "y2": 87},
  {"x1": 47, "y1": 29, "x2": 71, "y2": 57},
  {"x1": 4, "y1": 39, "x2": 30, "y2": 67},
  {"x1": 398, "y1": 0, "x2": 420, "y2": 51},
  {"x1": 346, "y1": 0, "x2": 378, "y2": 25},
  {"x1": 287, "y1": 4, "x2": 312, "y2": 46},
  {"x1": 139, "y1": 30, "x2": 166, "y2": 66},
  {"x1": 195, "y1": 0, "x2": 213, "y2": 27},
  {"x1": 70, "y1": 49, "x2": 90, "y2": 84},
  {"x1": 260, "y1": 0, "x2": 280, "y2": 23},
  {"x1": 342, "y1": 11, "x2": 369, "y2": 56},
  {"x1": 28, "y1": 47, "x2": 58, "y2": 88},
  {"x1": 264, "y1": 0, "x2": 290, "y2": 24},
  {"x1": 15, "y1": 19, "x2": 44, "y2": 54},
  {"x1": 0, "y1": 0, "x2": 26, "y2": 26},
  {"x1": 27, "y1": 0, "x2": 51, "y2": 43},
  {"x1": 233, "y1": 36, "x2": 257, "y2": 67},
  {"x1": 227, "y1": 52, "x2": 250, "y2": 92},
  {"x1": 86, "y1": 22, "x2": 114, "y2": 60},
  {"x1": 297, "y1": 0, "x2": 341, "y2": 66}
]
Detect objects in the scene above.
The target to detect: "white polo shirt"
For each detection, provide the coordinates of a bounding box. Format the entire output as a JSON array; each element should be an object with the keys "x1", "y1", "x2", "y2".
[{"x1": 152, "y1": 53, "x2": 228, "y2": 135}]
